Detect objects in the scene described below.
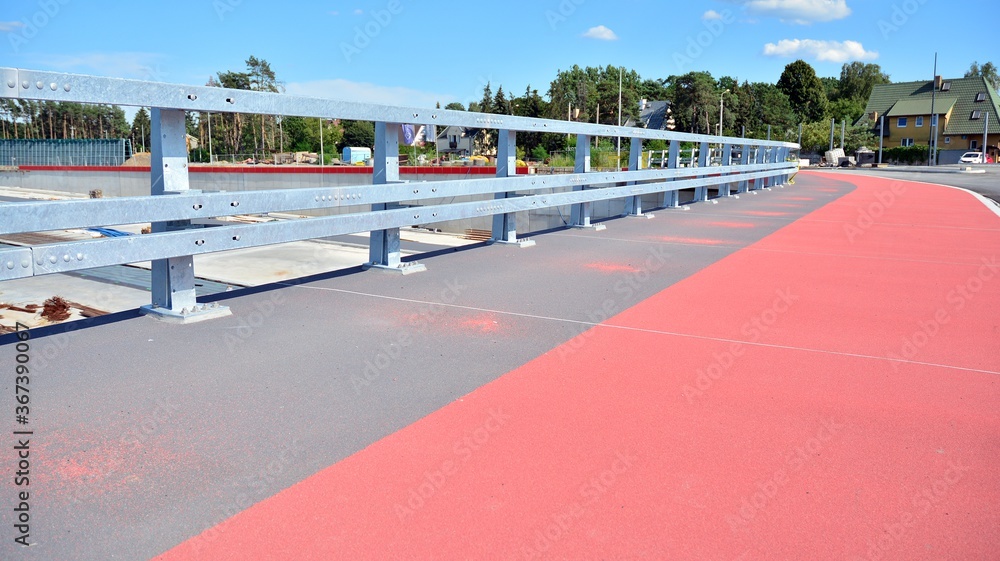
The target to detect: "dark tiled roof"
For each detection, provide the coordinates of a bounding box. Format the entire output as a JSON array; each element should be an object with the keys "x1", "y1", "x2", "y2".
[
  {"x1": 859, "y1": 76, "x2": 1000, "y2": 135},
  {"x1": 639, "y1": 101, "x2": 671, "y2": 130}
]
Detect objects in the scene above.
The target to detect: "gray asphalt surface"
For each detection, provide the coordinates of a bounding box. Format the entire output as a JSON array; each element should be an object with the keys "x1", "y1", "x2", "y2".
[
  {"x1": 820, "y1": 164, "x2": 1000, "y2": 203},
  {"x1": 0, "y1": 176, "x2": 856, "y2": 561}
]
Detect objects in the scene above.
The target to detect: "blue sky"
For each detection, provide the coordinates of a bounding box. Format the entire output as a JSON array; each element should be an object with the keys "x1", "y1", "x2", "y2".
[{"x1": 0, "y1": 0, "x2": 978, "y2": 109}]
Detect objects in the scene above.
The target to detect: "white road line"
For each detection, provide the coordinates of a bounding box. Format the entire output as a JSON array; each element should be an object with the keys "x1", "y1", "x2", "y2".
[{"x1": 280, "y1": 283, "x2": 999, "y2": 377}]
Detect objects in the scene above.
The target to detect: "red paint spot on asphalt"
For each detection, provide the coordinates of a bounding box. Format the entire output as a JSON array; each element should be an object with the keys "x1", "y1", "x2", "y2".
[
  {"x1": 460, "y1": 313, "x2": 503, "y2": 334},
  {"x1": 393, "y1": 310, "x2": 507, "y2": 336},
  {"x1": 34, "y1": 425, "x2": 204, "y2": 519},
  {"x1": 772, "y1": 204, "x2": 803, "y2": 208},
  {"x1": 656, "y1": 236, "x2": 729, "y2": 246},
  {"x1": 709, "y1": 221, "x2": 756, "y2": 229},
  {"x1": 742, "y1": 211, "x2": 790, "y2": 217},
  {"x1": 786, "y1": 197, "x2": 814, "y2": 201},
  {"x1": 584, "y1": 262, "x2": 642, "y2": 274}
]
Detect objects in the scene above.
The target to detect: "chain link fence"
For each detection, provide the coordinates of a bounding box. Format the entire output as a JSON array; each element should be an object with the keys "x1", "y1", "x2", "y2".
[{"x1": 0, "y1": 138, "x2": 133, "y2": 166}]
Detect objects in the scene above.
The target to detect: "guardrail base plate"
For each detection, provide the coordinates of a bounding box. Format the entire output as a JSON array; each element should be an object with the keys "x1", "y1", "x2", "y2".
[
  {"x1": 140, "y1": 303, "x2": 232, "y2": 324},
  {"x1": 492, "y1": 239, "x2": 536, "y2": 248},
  {"x1": 363, "y1": 262, "x2": 427, "y2": 275}
]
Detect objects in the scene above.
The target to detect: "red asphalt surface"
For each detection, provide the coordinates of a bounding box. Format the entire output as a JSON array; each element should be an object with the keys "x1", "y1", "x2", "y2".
[{"x1": 156, "y1": 173, "x2": 1000, "y2": 561}]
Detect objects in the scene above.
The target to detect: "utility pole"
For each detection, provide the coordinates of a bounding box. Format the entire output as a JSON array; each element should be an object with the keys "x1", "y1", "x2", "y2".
[
  {"x1": 718, "y1": 89, "x2": 729, "y2": 136},
  {"x1": 829, "y1": 118, "x2": 835, "y2": 152},
  {"x1": 617, "y1": 66, "x2": 622, "y2": 167},
  {"x1": 983, "y1": 111, "x2": 990, "y2": 161},
  {"x1": 207, "y1": 112, "x2": 212, "y2": 163},
  {"x1": 319, "y1": 117, "x2": 324, "y2": 167},
  {"x1": 595, "y1": 103, "x2": 600, "y2": 150},
  {"x1": 879, "y1": 115, "x2": 885, "y2": 164},
  {"x1": 929, "y1": 53, "x2": 938, "y2": 166},
  {"x1": 797, "y1": 123, "x2": 803, "y2": 148},
  {"x1": 841, "y1": 120, "x2": 846, "y2": 150}
]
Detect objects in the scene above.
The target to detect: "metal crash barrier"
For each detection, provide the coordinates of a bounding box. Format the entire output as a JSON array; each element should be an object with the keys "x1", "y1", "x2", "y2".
[{"x1": 0, "y1": 67, "x2": 799, "y2": 322}]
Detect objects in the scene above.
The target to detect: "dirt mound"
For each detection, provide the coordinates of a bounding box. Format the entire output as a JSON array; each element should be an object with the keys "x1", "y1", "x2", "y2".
[{"x1": 124, "y1": 152, "x2": 151, "y2": 167}]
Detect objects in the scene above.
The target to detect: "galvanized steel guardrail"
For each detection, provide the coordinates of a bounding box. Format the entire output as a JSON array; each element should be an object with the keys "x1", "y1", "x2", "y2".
[{"x1": 0, "y1": 68, "x2": 799, "y2": 322}]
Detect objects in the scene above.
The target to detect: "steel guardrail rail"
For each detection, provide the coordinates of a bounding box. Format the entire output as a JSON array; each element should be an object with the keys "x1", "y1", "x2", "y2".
[{"x1": 0, "y1": 67, "x2": 799, "y2": 320}]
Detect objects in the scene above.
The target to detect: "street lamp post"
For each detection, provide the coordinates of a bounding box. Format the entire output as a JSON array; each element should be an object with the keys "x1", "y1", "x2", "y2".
[{"x1": 718, "y1": 89, "x2": 729, "y2": 136}]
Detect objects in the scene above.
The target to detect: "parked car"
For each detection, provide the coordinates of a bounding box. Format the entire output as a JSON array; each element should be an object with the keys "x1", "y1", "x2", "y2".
[{"x1": 959, "y1": 151, "x2": 993, "y2": 164}]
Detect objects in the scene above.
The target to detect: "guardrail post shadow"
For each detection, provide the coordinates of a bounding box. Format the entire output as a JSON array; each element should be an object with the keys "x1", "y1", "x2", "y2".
[
  {"x1": 366, "y1": 121, "x2": 425, "y2": 274},
  {"x1": 720, "y1": 143, "x2": 733, "y2": 198},
  {"x1": 569, "y1": 134, "x2": 605, "y2": 231},
  {"x1": 140, "y1": 108, "x2": 231, "y2": 323},
  {"x1": 491, "y1": 129, "x2": 534, "y2": 247},
  {"x1": 624, "y1": 137, "x2": 653, "y2": 219},
  {"x1": 661, "y1": 140, "x2": 682, "y2": 209},
  {"x1": 694, "y1": 141, "x2": 709, "y2": 202}
]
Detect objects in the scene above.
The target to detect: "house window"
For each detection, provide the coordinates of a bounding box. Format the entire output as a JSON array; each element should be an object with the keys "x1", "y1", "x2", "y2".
[
  {"x1": 915, "y1": 116, "x2": 924, "y2": 127},
  {"x1": 897, "y1": 117, "x2": 908, "y2": 127},
  {"x1": 931, "y1": 115, "x2": 938, "y2": 127},
  {"x1": 945, "y1": 136, "x2": 951, "y2": 144},
  {"x1": 971, "y1": 110, "x2": 983, "y2": 120},
  {"x1": 976, "y1": 92, "x2": 987, "y2": 102},
  {"x1": 901, "y1": 138, "x2": 915, "y2": 147},
  {"x1": 971, "y1": 140, "x2": 979, "y2": 150},
  {"x1": 941, "y1": 82, "x2": 952, "y2": 91}
]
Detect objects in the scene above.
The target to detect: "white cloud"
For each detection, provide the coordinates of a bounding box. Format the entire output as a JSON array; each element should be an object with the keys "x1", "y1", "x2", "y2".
[
  {"x1": 763, "y1": 39, "x2": 877, "y2": 63},
  {"x1": 702, "y1": 10, "x2": 724, "y2": 20},
  {"x1": 0, "y1": 21, "x2": 25, "y2": 32},
  {"x1": 285, "y1": 79, "x2": 455, "y2": 108},
  {"x1": 582, "y1": 25, "x2": 618, "y2": 41},
  {"x1": 726, "y1": 0, "x2": 851, "y2": 24},
  {"x1": 30, "y1": 52, "x2": 169, "y2": 81}
]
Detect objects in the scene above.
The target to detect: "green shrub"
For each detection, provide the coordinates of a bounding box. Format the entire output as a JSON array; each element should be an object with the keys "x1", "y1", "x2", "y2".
[
  {"x1": 882, "y1": 145, "x2": 934, "y2": 165},
  {"x1": 530, "y1": 145, "x2": 549, "y2": 162}
]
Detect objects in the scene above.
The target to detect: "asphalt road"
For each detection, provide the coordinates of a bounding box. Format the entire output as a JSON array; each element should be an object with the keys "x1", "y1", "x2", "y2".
[
  {"x1": 816, "y1": 164, "x2": 1000, "y2": 204},
  {"x1": 0, "y1": 176, "x2": 857, "y2": 561}
]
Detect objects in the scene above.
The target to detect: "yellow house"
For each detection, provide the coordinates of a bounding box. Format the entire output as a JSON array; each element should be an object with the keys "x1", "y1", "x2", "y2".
[{"x1": 860, "y1": 76, "x2": 1000, "y2": 163}]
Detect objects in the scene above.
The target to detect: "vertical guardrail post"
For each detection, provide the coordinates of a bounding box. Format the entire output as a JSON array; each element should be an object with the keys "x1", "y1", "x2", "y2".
[
  {"x1": 694, "y1": 141, "x2": 710, "y2": 201},
  {"x1": 737, "y1": 143, "x2": 751, "y2": 193},
  {"x1": 763, "y1": 147, "x2": 774, "y2": 188},
  {"x1": 624, "y1": 138, "x2": 651, "y2": 218},
  {"x1": 141, "y1": 108, "x2": 230, "y2": 323},
  {"x1": 570, "y1": 134, "x2": 604, "y2": 230},
  {"x1": 781, "y1": 148, "x2": 792, "y2": 187},
  {"x1": 752, "y1": 146, "x2": 766, "y2": 191},
  {"x1": 720, "y1": 143, "x2": 733, "y2": 197},
  {"x1": 775, "y1": 147, "x2": 787, "y2": 186},
  {"x1": 491, "y1": 130, "x2": 534, "y2": 247},
  {"x1": 367, "y1": 122, "x2": 425, "y2": 274},
  {"x1": 661, "y1": 140, "x2": 681, "y2": 208}
]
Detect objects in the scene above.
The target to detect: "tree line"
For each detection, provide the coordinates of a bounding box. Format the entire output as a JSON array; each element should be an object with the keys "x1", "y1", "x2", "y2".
[{"x1": 1, "y1": 57, "x2": 996, "y2": 160}]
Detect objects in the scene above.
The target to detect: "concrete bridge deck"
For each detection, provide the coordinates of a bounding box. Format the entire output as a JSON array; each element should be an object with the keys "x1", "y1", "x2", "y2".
[{"x1": 1, "y1": 172, "x2": 997, "y2": 560}]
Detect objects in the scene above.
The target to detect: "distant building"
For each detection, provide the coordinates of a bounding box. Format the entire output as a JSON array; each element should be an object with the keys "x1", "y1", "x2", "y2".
[
  {"x1": 435, "y1": 126, "x2": 479, "y2": 157},
  {"x1": 858, "y1": 76, "x2": 1000, "y2": 164},
  {"x1": 626, "y1": 100, "x2": 675, "y2": 130}
]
